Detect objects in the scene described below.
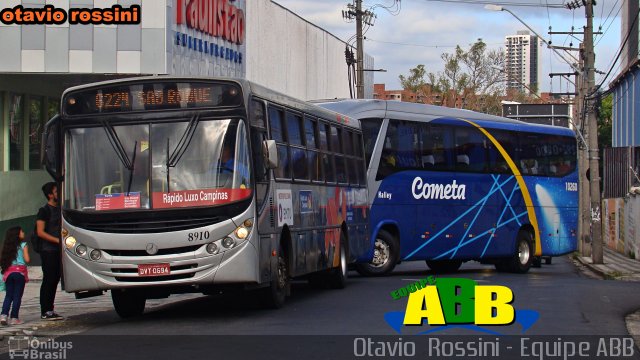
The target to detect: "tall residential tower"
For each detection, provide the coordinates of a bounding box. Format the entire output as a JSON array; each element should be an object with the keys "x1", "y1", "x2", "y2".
[{"x1": 505, "y1": 30, "x2": 540, "y2": 94}]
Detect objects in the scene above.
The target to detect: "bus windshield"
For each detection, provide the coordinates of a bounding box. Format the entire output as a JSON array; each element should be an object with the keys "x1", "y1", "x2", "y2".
[{"x1": 65, "y1": 118, "x2": 252, "y2": 211}]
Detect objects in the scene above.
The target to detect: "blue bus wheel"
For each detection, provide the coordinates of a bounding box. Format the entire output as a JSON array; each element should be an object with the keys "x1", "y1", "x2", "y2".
[
  {"x1": 355, "y1": 229, "x2": 398, "y2": 276},
  {"x1": 508, "y1": 230, "x2": 534, "y2": 274}
]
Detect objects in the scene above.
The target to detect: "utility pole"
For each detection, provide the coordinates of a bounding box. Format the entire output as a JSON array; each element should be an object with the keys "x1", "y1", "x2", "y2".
[
  {"x1": 584, "y1": 0, "x2": 604, "y2": 264},
  {"x1": 343, "y1": 1, "x2": 375, "y2": 99},
  {"x1": 355, "y1": 0, "x2": 364, "y2": 99}
]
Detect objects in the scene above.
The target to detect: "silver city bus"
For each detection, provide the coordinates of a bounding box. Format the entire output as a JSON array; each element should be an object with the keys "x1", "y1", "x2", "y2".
[{"x1": 42, "y1": 77, "x2": 370, "y2": 317}]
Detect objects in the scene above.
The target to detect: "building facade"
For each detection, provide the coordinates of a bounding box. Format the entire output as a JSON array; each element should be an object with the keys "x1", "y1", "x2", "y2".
[
  {"x1": 504, "y1": 30, "x2": 539, "y2": 95},
  {"x1": 0, "y1": 0, "x2": 372, "y2": 239}
]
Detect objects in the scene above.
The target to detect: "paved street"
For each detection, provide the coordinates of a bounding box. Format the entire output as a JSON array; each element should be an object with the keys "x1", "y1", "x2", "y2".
[{"x1": 0, "y1": 255, "x2": 639, "y2": 359}]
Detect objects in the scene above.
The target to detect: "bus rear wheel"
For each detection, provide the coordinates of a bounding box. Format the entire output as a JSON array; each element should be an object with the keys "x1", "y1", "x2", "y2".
[
  {"x1": 326, "y1": 232, "x2": 349, "y2": 289},
  {"x1": 507, "y1": 230, "x2": 534, "y2": 273},
  {"x1": 426, "y1": 260, "x2": 462, "y2": 273},
  {"x1": 355, "y1": 230, "x2": 398, "y2": 276},
  {"x1": 111, "y1": 289, "x2": 146, "y2": 318}
]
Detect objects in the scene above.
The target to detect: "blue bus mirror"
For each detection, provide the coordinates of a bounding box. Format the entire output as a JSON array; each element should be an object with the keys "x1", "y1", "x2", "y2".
[{"x1": 263, "y1": 139, "x2": 278, "y2": 169}]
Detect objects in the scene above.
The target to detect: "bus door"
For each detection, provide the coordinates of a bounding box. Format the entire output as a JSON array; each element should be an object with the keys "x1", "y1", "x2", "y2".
[{"x1": 373, "y1": 120, "x2": 417, "y2": 257}]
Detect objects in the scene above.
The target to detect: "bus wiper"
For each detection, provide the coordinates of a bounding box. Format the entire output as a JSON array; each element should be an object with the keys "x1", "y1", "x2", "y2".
[
  {"x1": 166, "y1": 138, "x2": 171, "y2": 193},
  {"x1": 102, "y1": 120, "x2": 134, "y2": 172},
  {"x1": 165, "y1": 114, "x2": 200, "y2": 193},
  {"x1": 168, "y1": 114, "x2": 200, "y2": 167},
  {"x1": 102, "y1": 121, "x2": 140, "y2": 196},
  {"x1": 126, "y1": 141, "x2": 138, "y2": 196}
]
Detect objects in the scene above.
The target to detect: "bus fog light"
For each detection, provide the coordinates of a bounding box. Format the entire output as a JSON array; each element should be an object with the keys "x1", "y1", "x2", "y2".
[
  {"x1": 65, "y1": 236, "x2": 77, "y2": 249},
  {"x1": 90, "y1": 249, "x2": 102, "y2": 261},
  {"x1": 206, "y1": 243, "x2": 218, "y2": 254},
  {"x1": 235, "y1": 227, "x2": 249, "y2": 239},
  {"x1": 76, "y1": 245, "x2": 87, "y2": 257},
  {"x1": 222, "y1": 237, "x2": 235, "y2": 248}
]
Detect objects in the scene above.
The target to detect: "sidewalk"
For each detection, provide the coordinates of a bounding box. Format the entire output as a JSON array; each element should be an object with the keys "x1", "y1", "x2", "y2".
[
  {"x1": 576, "y1": 247, "x2": 640, "y2": 348},
  {"x1": 577, "y1": 246, "x2": 640, "y2": 281}
]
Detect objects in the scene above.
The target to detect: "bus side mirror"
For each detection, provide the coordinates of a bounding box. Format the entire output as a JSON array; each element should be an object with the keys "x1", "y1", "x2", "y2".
[
  {"x1": 263, "y1": 140, "x2": 278, "y2": 169},
  {"x1": 42, "y1": 114, "x2": 63, "y2": 182}
]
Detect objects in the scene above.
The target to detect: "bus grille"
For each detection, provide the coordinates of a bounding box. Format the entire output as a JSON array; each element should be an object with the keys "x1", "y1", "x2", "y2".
[
  {"x1": 103, "y1": 245, "x2": 202, "y2": 257},
  {"x1": 80, "y1": 216, "x2": 225, "y2": 234},
  {"x1": 115, "y1": 273, "x2": 196, "y2": 282}
]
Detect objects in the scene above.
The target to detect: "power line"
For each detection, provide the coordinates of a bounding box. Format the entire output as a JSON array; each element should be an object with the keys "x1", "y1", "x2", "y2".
[
  {"x1": 591, "y1": 8, "x2": 640, "y2": 95},
  {"x1": 364, "y1": 37, "x2": 503, "y2": 48},
  {"x1": 422, "y1": 0, "x2": 566, "y2": 7}
]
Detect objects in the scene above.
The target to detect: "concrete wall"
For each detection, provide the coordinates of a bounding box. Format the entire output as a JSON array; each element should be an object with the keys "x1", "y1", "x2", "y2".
[
  {"x1": 603, "y1": 195, "x2": 640, "y2": 260},
  {"x1": 246, "y1": 1, "x2": 351, "y2": 100}
]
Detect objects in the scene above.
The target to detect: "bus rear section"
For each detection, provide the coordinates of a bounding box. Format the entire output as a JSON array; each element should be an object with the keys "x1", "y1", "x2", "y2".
[{"x1": 318, "y1": 99, "x2": 578, "y2": 275}]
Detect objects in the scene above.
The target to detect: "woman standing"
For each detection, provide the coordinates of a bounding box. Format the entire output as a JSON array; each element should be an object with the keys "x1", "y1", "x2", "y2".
[{"x1": 1, "y1": 226, "x2": 30, "y2": 325}]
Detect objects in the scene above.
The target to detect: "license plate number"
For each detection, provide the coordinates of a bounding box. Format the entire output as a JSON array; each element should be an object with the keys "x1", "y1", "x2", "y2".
[{"x1": 138, "y1": 263, "x2": 170, "y2": 277}]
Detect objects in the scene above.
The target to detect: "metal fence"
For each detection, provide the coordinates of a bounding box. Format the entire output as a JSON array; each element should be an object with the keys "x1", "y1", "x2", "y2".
[{"x1": 603, "y1": 146, "x2": 640, "y2": 199}]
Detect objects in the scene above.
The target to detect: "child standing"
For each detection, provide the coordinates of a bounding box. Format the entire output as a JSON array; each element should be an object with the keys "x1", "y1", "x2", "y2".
[{"x1": 1, "y1": 226, "x2": 30, "y2": 325}]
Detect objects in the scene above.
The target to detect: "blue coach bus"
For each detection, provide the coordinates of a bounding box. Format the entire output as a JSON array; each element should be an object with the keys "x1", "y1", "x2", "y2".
[{"x1": 318, "y1": 100, "x2": 578, "y2": 275}]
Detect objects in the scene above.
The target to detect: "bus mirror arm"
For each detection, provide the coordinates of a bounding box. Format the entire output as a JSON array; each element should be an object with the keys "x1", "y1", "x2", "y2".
[
  {"x1": 42, "y1": 114, "x2": 63, "y2": 182},
  {"x1": 263, "y1": 140, "x2": 278, "y2": 169}
]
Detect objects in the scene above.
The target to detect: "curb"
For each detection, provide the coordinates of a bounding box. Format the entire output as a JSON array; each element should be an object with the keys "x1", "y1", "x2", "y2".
[{"x1": 574, "y1": 254, "x2": 608, "y2": 278}]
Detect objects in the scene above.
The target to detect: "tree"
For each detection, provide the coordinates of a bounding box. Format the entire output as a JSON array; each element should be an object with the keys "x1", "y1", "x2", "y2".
[
  {"x1": 398, "y1": 39, "x2": 506, "y2": 114},
  {"x1": 598, "y1": 93, "x2": 612, "y2": 149},
  {"x1": 398, "y1": 64, "x2": 427, "y2": 93}
]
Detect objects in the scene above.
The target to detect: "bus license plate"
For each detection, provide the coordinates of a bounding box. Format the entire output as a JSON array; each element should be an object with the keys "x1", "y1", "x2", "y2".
[{"x1": 138, "y1": 263, "x2": 170, "y2": 277}]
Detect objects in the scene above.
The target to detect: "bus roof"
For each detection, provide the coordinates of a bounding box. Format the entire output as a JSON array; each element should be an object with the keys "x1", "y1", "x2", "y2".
[
  {"x1": 62, "y1": 76, "x2": 360, "y2": 130},
  {"x1": 315, "y1": 99, "x2": 575, "y2": 137}
]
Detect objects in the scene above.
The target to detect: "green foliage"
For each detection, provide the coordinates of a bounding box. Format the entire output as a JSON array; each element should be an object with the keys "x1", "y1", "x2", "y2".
[
  {"x1": 598, "y1": 93, "x2": 612, "y2": 149},
  {"x1": 398, "y1": 39, "x2": 505, "y2": 114}
]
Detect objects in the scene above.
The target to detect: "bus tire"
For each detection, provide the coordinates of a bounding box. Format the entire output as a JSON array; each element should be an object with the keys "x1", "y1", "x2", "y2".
[
  {"x1": 355, "y1": 229, "x2": 398, "y2": 276},
  {"x1": 111, "y1": 289, "x2": 146, "y2": 318},
  {"x1": 326, "y1": 232, "x2": 349, "y2": 289},
  {"x1": 426, "y1": 260, "x2": 462, "y2": 273},
  {"x1": 545, "y1": 257, "x2": 552, "y2": 265},
  {"x1": 260, "y1": 247, "x2": 289, "y2": 309},
  {"x1": 507, "y1": 230, "x2": 534, "y2": 273}
]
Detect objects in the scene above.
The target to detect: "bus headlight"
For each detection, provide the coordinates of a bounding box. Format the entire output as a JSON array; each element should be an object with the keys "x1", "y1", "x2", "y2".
[
  {"x1": 65, "y1": 236, "x2": 77, "y2": 249},
  {"x1": 222, "y1": 237, "x2": 235, "y2": 248},
  {"x1": 90, "y1": 249, "x2": 102, "y2": 261},
  {"x1": 206, "y1": 243, "x2": 218, "y2": 254},
  {"x1": 76, "y1": 245, "x2": 87, "y2": 257},
  {"x1": 235, "y1": 227, "x2": 249, "y2": 239}
]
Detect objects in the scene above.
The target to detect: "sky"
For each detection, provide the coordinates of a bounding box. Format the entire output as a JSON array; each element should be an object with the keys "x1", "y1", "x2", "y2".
[{"x1": 274, "y1": 0, "x2": 623, "y2": 94}]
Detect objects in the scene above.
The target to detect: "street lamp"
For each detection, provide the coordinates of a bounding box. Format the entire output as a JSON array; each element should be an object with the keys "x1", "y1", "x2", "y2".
[{"x1": 484, "y1": 4, "x2": 580, "y2": 73}]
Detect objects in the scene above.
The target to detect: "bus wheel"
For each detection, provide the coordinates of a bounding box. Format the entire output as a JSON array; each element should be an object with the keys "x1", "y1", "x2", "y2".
[
  {"x1": 355, "y1": 230, "x2": 398, "y2": 276},
  {"x1": 544, "y1": 257, "x2": 552, "y2": 265},
  {"x1": 260, "y1": 248, "x2": 289, "y2": 309},
  {"x1": 507, "y1": 230, "x2": 534, "y2": 273},
  {"x1": 326, "y1": 232, "x2": 349, "y2": 289},
  {"x1": 111, "y1": 289, "x2": 146, "y2": 318},
  {"x1": 426, "y1": 260, "x2": 462, "y2": 273}
]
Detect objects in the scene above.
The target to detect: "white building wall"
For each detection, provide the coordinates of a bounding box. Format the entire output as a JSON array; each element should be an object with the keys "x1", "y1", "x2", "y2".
[{"x1": 246, "y1": 1, "x2": 351, "y2": 100}]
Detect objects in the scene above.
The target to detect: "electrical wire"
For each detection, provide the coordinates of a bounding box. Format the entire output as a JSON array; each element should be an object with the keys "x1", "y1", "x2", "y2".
[
  {"x1": 421, "y1": 0, "x2": 566, "y2": 7},
  {"x1": 592, "y1": 8, "x2": 640, "y2": 95}
]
